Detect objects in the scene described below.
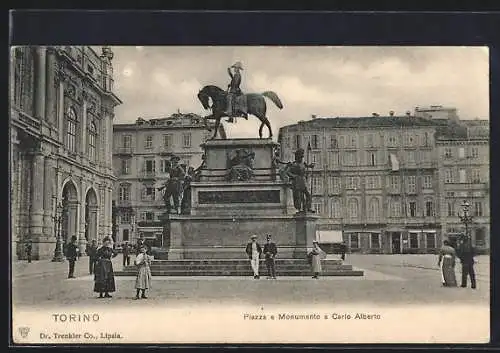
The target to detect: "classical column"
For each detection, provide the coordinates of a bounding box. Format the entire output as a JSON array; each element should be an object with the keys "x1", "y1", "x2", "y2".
[
  {"x1": 67, "y1": 200, "x2": 79, "y2": 242},
  {"x1": 45, "y1": 48, "x2": 57, "y2": 124},
  {"x1": 108, "y1": 187, "x2": 113, "y2": 237},
  {"x1": 34, "y1": 47, "x2": 47, "y2": 120},
  {"x1": 42, "y1": 154, "x2": 55, "y2": 237},
  {"x1": 30, "y1": 152, "x2": 45, "y2": 237},
  {"x1": 81, "y1": 100, "x2": 87, "y2": 156},
  {"x1": 79, "y1": 183, "x2": 87, "y2": 246}
]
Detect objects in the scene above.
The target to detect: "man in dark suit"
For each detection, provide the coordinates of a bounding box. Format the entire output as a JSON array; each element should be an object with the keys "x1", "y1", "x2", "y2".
[
  {"x1": 245, "y1": 235, "x2": 262, "y2": 279},
  {"x1": 263, "y1": 234, "x2": 278, "y2": 279},
  {"x1": 458, "y1": 236, "x2": 477, "y2": 289},
  {"x1": 66, "y1": 236, "x2": 79, "y2": 279},
  {"x1": 87, "y1": 239, "x2": 98, "y2": 275},
  {"x1": 122, "y1": 241, "x2": 131, "y2": 267},
  {"x1": 340, "y1": 241, "x2": 347, "y2": 261},
  {"x1": 25, "y1": 240, "x2": 32, "y2": 263}
]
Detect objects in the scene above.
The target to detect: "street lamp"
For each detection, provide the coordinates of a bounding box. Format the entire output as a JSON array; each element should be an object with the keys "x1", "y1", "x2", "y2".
[
  {"x1": 51, "y1": 202, "x2": 65, "y2": 262},
  {"x1": 459, "y1": 200, "x2": 473, "y2": 240}
]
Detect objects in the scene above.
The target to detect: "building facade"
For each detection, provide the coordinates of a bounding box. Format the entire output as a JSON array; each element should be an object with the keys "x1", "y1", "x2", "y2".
[
  {"x1": 112, "y1": 114, "x2": 226, "y2": 246},
  {"x1": 10, "y1": 46, "x2": 122, "y2": 260},
  {"x1": 278, "y1": 108, "x2": 489, "y2": 254}
]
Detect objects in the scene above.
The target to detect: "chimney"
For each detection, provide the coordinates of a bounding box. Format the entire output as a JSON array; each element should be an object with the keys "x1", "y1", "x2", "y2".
[
  {"x1": 389, "y1": 111, "x2": 395, "y2": 116},
  {"x1": 372, "y1": 113, "x2": 379, "y2": 117},
  {"x1": 405, "y1": 111, "x2": 411, "y2": 117},
  {"x1": 311, "y1": 114, "x2": 317, "y2": 120}
]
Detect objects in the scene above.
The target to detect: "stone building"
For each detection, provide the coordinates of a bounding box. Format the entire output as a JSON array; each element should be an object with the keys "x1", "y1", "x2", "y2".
[
  {"x1": 10, "y1": 46, "x2": 121, "y2": 260},
  {"x1": 277, "y1": 108, "x2": 489, "y2": 254},
  {"x1": 112, "y1": 114, "x2": 226, "y2": 246}
]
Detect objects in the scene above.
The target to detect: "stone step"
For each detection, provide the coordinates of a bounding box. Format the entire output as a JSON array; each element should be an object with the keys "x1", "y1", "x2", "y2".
[
  {"x1": 115, "y1": 270, "x2": 364, "y2": 277},
  {"x1": 126, "y1": 265, "x2": 354, "y2": 272},
  {"x1": 149, "y1": 259, "x2": 343, "y2": 265}
]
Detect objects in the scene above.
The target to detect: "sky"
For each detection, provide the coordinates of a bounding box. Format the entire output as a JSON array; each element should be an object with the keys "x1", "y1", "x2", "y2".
[{"x1": 110, "y1": 46, "x2": 489, "y2": 138}]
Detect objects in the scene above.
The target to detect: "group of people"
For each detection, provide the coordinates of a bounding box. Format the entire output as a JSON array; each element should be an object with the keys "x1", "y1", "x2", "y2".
[
  {"x1": 438, "y1": 236, "x2": 477, "y2": 289},
  {"x1": 245, "y1": 234, "x2": 328, "y2": 279}
]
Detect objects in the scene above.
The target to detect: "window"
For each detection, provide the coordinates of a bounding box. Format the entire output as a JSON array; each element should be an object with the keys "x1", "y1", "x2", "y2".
[
  {"x1": 458, "y1": 169, "x2": 466, "y2": 183},
  {"x1": 119, "y1": 184, "x2": 130, "y2": 201},
  {"x1": 366, "y1": 176, "x2": 380, "y2": 190},
  {"x1": 367, "y1": 152, "x2": 377, "y2": 166},
  {"x1": 426, "y1": 233, "x2": 436, "y2": 249},
  {"x1": 122, "y1": 229, "x2": 129, "y2": 241},
  {"x1": 447, "y1": 202, "x2": 455, "y2": 217},
  {"x1": 295, "y1": 135, "x2": 302, "y2": 149},
  {"x1": 348, "y1": 199, "x2": 358, "y2": 220},
  {"x1": 349, "y1": 135, "x2": 357, "y2": 148},
  {"x1": 349, "y1": 233, "x2": 359, "y2": 249},
  {"x1": 328, "y1": 152, "x2": 340, "y2": 168},
  {"x1": 182, "y1": 133, "x2": 192, "y2": 148},
  {"x1": 284, "y1": 136, "x2": 291, "y2": 149},
  {"x1": 423, "y1": 175, "x2": 433, "y2": 189},
  {"x1": 145, "y1": 160, "x2": 155, "y2": 173},
  {"x1": 87, "y1": 121, "x2": 97, "y2": 161},
  {"x1": 471, "y1": 147, "x2": 479, "y2": 159},
  {"x1": 407, "y1": 176, "x2": 416, "y2": 194},
  {"x1": 311, "y1": 152, "x2": 322, "y2": 168},
  {"x1": 344, "y1": 152, "x2": 357, "y2": 166},
  {"x1": 390, "y1": 175, "x2": 400, "y2": 191},
  {"x1": 328, "y1": 176, "x2": 341, "y2": 193},
  {"x1": 409, "y1": 233, "x2": 419, "y2": 249},
  {"x1": 474, "y1": 202, "x2": 483, "y2": 217},
  {"x1": 143, "y1": 212, "x2": 154, "y2": 221},
  {"x1": 423, "y1": 132, "x2": 430, "y2": 147},
  {"x1": 472, "y1": 169, "x2": 481, "y2": 183},
  {"x1": 121, "y1": 159, "x2": 130, "y2": 175},
  {"x1": 368, "y1": 198, "x2": 380, "y2": 221},
  {"x1": 475, "y1": 228, "x2": 485, "y2": 247},
  {"x1": 142, "y1": 187, "x2": 156, "y2": 201},
  {"x1": 445, "y1": 169, "x2": 454, "y2": 183},
  {"x1": 161, "y1": 159, "x2": 170, "y2": 173},
  {"x1": 144, "y1": 135, "x2": 153, "y2": 149},
  {"x1": 391, "y1": 200, "x2": 401, "y2": 217},
  {"x1": 408, "y1": 201, "x2": 417, "y2": 217},
  {"x1": 330, "y1": 135, "x2": 338, "y2": 149},
  {"x1": 87, "y1": 64, "x2": 94, "y2": 75},
  {"x1": 163, "y1": 134, "x2": 173, "y2": 149},
  {"x1": 312, "y1": 177, "x2": 323, "y2": 194},
  {"x1": 330, "y1": 198, "x2": 341, "y2": 218},
  {"x1": 388, "y1": 135, "x2": 397, "y2": 147},
  {"x1": 407, "y1": 150, "x2": 416, "y2": 163},
  {"x1": 66, "y1": 107, "x2": 78, "y2": 153},
  {"x1": 311, "y1": 135, "x2": 319, "y2": 149},
  {"x1": 425, "y1": 200, "x2": 434, "y2": 217},
  {"x1": 370, "y1": 233, "x2": 380, "y2": 249},
  {"x1": 346, "y1": 176, "x2": 359, "y2": 190},
  {"x1": 458, "y1": 147, "x2": 465, "y2": 159},
  {"x1": 444, "y1": 148, "x2": 452, "y2": 158},
  {"x1": 312, "y1": 202, "x2": 323, "y2": 215},
  {"x1": 122, "y1": 135, "x2": 131, "y2": 148},
  {"x1": 121, "y1": 212, "x2": 131, "y2": 224}
]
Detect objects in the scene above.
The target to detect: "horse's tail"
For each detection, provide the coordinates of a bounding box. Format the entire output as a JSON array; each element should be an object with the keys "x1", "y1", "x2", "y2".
[{"x1": 261, "y1": 91, "x2": 284, "y2": 109}]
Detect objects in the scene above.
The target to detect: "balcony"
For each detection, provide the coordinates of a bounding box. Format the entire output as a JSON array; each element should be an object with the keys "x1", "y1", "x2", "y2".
[
  {"x1": 159, "y1": 146, "x2": 175, "y2": 156},
  {"x1": 11, "y1": 108, "x2": 42, "y2": 138},
  {"x1": 139, "y1": 171, "x2": 157, "y2": 180},
  {"x1": 115, "y1": 147, "x2": 133, "y2": 156}
]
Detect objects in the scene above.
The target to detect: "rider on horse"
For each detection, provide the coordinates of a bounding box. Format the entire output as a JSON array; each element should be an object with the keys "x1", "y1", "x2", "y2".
[{"x1": 226, "y1": 61, "x2": 248, "y2": 122}]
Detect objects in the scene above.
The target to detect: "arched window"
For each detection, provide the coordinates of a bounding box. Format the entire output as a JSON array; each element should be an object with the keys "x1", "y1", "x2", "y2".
[
  {"x1": 348, "y1": 198, "x2": 358, "y2": 220},
  {"x1": 330, "y1": 198, "x2": 341, "y2": 218},
  {"x1": 66, "y1": 107, "x2": 78, "y2": 154},
  {"x1": 368, "y1": 198, "x2": 380, "y2": 221},
  {"x1": 88, "y1": 121, "x2": 97, "y2": 161}
]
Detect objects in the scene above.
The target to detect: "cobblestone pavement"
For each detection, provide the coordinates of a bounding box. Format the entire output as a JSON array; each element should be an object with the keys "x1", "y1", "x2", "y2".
[{"x1": 11, "y1": 254, "x2": 489, "y2": 309}]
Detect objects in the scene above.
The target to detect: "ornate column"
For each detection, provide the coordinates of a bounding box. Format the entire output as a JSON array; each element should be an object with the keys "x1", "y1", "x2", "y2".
[
  {"x1": 30, "y1": 150, "x2": 45, "y2": 238},
  {"x1": 81, "y1": 96, "x2": 88, "y2": 157},
  {"x1": 79, "y1": 182, "x2": 87, "y2": 248},
  {"x1": 34, "y1": 47, "x2": 47, "y2": 120},
  {"x1": 107, "y1": 186, "x2": 113, "y2": 237},
  {"x1": 67, "y1": 200, "x2": 79, "y2": 243},
  {"x1": 42, "y1": 153, "x2": 55, "y2": 237},
  {"x1": 45, "y1": 48, "x2": 57, "y2": 124}
]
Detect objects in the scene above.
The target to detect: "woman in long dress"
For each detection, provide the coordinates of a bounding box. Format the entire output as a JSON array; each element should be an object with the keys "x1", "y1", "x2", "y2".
[
  {"x1": 310, "y1": 240, "x2": 327, "y2": 279},
  {"x1": 437, "y1": 240, "x2": 457, "y2": 287},
  {"x1": 94, "y1": 236, "x2": 118, "y2": 298},
  {"x1": 134, "y1": 245, "x2": 152, "y2": 299}
]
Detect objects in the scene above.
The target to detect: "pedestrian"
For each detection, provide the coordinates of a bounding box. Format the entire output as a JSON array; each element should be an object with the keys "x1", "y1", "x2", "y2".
[
  {"x1": 136, "y1": 235, "x2": 145, "y2": 256},
  {"x1": 94, "y1": 236, "x2": 118, "y2": 298},
  {"x1": 309, "y1": 240, "x2": 326, "y2": 279},
  {"x1": 263, "y1": 234, "x2": 277, "y2": 279},
  {"x1": 458, "y1": 236, "x2": 477, "y2": 289},
  {"x1": 87, "y1": 239, "x2": 98, "y2": 275},
  {"x1": 245, "y1": 235, "x2": 262, "y2": 279},
  {"x1": 340, "y1": 241, "x2": 347, "y2": 261},
  {"x1": 134, "y1": 245, "x2": 152, "y2": 299},
  {"x1": 437, "y1": 239, "x2": 457, "y2": 287},
  {"x1": 25, "y1": 240, "x2": 32, "y2": 263},
  {"x1": 123, "y1": 241, "x2": 131, "y2": 267},
  {"x1": 66, "y1": 236, "x2": 79, "y2": 278}
]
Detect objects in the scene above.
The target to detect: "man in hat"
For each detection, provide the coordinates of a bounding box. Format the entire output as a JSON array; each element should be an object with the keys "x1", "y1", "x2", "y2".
[
  {"x1": 225, "y1": 61, "x2": 247, "y2": 122},
  {"x1": 287, "y1": 148, "x2": 315, "y2": 212},
  {"x1": 263, "y1": 234, "x2": 278, "y2": 279},
  {"x1": 66, "y1": 236, "x2": 79, "y2": 279},
  {"x1": 457, "y1": 235, "x2": 477, "y2": 289},
  {"x1": 245, "y1": 235, "x2": 262, "y2": 279}
]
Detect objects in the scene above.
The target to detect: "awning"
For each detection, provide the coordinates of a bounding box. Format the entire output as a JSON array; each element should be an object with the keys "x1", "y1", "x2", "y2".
[
  {"x1": 407, "y1": 229, "x2": 423, "y2": 233},
  {"x1": 423, "y1": 230, "x2": 437, "y2": 233},
  {"x1": 316, "y1": 230, "x2": 343, "y2": 243}
]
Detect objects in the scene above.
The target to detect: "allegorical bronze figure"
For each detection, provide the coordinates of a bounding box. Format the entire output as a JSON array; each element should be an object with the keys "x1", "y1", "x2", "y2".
[
  {"x1": 287, "y1": 148, "x2": 315, "y2": 213},
  {"x1": 157, "y1": 155, "x2": 186, "y2": 214},
  {"x1": 227, "y1": 149, "x2": 255, "y2": 182}
]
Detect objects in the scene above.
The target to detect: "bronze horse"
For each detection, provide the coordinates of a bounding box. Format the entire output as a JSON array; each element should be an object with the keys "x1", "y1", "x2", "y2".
[{"x1": 197, "y1": 85, "x2": 283, "y2": 139}]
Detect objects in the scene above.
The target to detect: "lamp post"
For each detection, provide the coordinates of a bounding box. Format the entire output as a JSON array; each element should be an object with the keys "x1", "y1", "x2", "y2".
[
  {"x1": 459, "y1": 200, "x2": 473, "y2": 241},
  {"x1": 51, "y1": 203, "x2": 65, "y2": 262}
]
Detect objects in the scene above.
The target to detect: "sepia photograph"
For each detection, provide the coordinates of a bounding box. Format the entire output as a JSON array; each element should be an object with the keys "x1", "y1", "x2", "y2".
[{"x1": 10, "y1": 45, "x2": 490, "y2": 344}]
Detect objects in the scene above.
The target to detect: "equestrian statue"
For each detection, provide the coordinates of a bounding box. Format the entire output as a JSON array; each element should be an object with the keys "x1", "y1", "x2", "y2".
[{"x1": 197, "y1": 61, "x2": 284, "y2": 139}]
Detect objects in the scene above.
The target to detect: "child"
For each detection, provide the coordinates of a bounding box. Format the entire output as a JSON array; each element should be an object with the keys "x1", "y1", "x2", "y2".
[{"x1": 134, "y1": 245, "x2": 152, "y2": 299}]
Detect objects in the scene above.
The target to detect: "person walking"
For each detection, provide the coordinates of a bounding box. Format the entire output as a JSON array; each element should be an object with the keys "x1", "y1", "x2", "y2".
[
  {"x1": 123, "y1": 241, "x2": 131, "y2": 268},
  {"x1": 245, "y1": 235, "x2": 262, "y2": 279},
  {"x1": 309, "y1": 240, "x2": 326, "y2": 279},
  {"x1": 66, "y1": 236, "x2": 79, "y2": 279},
  {"x1": 340, "y1": 241, "x2": 347, "y2": 261},
  {"x1": 87, "y1": 239, "x2": 98, "y2": 275},
  {"x1": 458, "y1": 237, "x2": 477, "y2": 289},
  {"x1": 134, "y1": 245, "x2": 152, "y2": 299},
  {"x1": 263, "y1": 234, "x2": 278, "y2": 279},
  {"x1": 25, "y1": 240, "x2": 32, "y2": 264},
  {"x1": 94, "y1": 236, "x2": 118, "y2": 298},
  {"x1": 437, "y1": 240, "x2": 458, "y2": 287}
]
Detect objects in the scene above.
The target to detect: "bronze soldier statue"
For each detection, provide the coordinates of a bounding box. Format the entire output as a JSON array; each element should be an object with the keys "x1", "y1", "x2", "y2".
[
  {"x1": 225, "y1": 61, "x2": 248, "y2": 122},
  {"x1": 157, "y1": 155, "x2": 186, "y2": 214},
  {"x1": 287, "y1": 148, "x2": 315, "y2": 213}
]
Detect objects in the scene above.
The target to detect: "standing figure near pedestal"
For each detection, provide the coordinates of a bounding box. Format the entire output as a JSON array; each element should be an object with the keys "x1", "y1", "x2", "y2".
[
  {"x1": 287, "y1": 148, "x2": 315, "y2": 213},
  {"x1": 245, "y1": 235, "x2": 262, "y2": 279},
  {"x1": 158, "y1": 156, "x2": 186, "y2": 214},
  {"x1": 181, "y1": 167, "x2": 195, "y2": 214},
  {"x1": 309, "y1": 240, "x2": 326, "y2": 279}
]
